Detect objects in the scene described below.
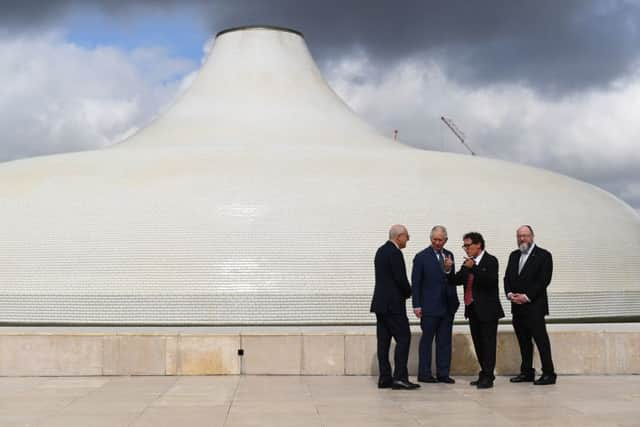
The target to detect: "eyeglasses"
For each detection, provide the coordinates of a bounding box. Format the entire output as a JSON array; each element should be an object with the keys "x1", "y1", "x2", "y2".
[{"x1": 462, "y1": 243, "x2": 476, "y2": 248}]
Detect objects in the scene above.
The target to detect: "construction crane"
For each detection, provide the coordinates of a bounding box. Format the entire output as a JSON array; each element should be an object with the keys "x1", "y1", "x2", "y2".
[{"x1": 440, "y1": 116, "x2": 476, "y2": 156}]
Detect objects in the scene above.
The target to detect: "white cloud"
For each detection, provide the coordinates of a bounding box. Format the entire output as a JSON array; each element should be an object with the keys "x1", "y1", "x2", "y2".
[
  {"x1": 326, "y1": 53, "x2": 640, "y2": 210},
  {"x1": 0, "y1": 31, "x2": 196, "y2": 161}
]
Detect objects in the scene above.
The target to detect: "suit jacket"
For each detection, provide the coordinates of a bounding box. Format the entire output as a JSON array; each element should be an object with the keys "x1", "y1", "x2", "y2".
[
  {"x1": 411, "y1": 246, "x2": 459, "y2": 317},
  {"x1": 370, "y1": 241, "x2": 412, "y2": 314},
  {"x1": 503, "y1": 245, "x2": 553, "y2": 316},
  {"x1": 454, "y1": 252, "x2": 505, "y2": 321}
]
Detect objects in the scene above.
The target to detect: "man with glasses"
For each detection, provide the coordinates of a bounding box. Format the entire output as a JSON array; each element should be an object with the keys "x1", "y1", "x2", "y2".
[
  {"x1": 504, "y1": 225, "x2": 556, "y2": 385},
  {"x1": 455, "y1": 232, "x2": 504, "y2": 388},
  {"x1": 411, "y1": 225, "x2": 459, "y2": 384},
  {"x1": 371, "y1": 224, "x2": 419, "y2": 390}
]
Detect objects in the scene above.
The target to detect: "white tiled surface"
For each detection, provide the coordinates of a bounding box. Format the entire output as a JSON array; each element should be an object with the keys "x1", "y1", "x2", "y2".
[
  {"x1": 0, "y1": 375, "x2": 638, "y2": 426},
  {"x1": 0, "y1": 28, "x2": 639, "y2": 325}
]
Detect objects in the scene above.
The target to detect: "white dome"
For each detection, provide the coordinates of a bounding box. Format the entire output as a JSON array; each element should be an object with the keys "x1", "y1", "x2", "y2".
[{"x1": 1, "y1": 26, "x2": 639, "y2": 324}]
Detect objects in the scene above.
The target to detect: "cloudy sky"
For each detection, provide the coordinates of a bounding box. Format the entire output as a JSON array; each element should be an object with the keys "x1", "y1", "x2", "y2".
[{"x1": 1, "y1": 0, "x2": 639, "y2": 212}]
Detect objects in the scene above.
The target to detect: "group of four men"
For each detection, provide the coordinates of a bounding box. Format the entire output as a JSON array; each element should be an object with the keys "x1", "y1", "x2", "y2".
[{"x1": 371, "y1": 224, "x2": 556, "y2": 390}]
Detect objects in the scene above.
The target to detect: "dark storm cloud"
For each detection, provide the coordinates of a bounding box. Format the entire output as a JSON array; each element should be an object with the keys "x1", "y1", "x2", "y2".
[
  {"x1": 2, "y1": 1, "x2": 640, "y2": 95},
  {"x1": 208, "y1": 0, "x2": 640, "y2": 94},
  {"x1": 0, "y1": 0, "x2": 70, "y2": 27}
]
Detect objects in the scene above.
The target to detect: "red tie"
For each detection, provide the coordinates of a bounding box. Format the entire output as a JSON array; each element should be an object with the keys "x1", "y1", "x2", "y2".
[{"x1": 464, "y1": 272, "x2": 474, "y2": 305}]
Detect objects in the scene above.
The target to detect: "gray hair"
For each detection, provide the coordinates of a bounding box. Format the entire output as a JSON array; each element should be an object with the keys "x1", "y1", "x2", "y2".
[
  {"x1": 388, "y1": 224, "x2": 407, "y2": 240},
  {"x1": 430, "y1": 225, "x2": 448, "y2": 239}
]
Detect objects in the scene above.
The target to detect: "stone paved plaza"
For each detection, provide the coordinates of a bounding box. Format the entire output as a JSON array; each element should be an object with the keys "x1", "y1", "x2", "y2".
[{"x1": 1, "y1": 375, "x2": 639, "y2": 426}]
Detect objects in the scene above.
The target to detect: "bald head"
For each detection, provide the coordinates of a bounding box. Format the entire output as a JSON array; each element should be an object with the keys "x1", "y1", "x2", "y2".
[
  {"x1": 517, "y1": 225, "x2": 534, "y2": 236},
  {"x1": 388, "y1": 224, "x2": 410, "y2": 249},
  {"x1": 389, "y1": 224, "x2": 406, "y2": 240}
]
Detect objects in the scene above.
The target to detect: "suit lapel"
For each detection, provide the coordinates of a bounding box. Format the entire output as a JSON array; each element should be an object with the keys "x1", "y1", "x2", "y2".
[
  {"x1": 426, "y1": 246, "x2": 436, "y2": 265},
  {"x1": 428, "y1": 246, "x2": 448, "y2": 278},
  {"x1": 476, "y1": 252, "x2": 487, "y2": 269}
]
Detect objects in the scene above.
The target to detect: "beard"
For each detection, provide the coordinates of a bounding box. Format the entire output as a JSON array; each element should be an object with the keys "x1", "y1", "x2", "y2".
[{"x1": 519, "y1": 242, "x2": 530, "y2": 253}]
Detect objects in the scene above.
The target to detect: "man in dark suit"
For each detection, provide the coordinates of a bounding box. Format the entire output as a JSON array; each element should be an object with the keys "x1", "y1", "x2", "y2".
[
  {"x1": 411, "y1": 225, "x2": 459, "y2": 384},
  {"x1": 504, "y1": 225, "x2": 556, "y2": 385},
  {"x1": 371, "y1": 224, "x2": 420, "y2": 390},
  {"x1": 454, "y1": 232, "x2": 504, "y2": 389}
]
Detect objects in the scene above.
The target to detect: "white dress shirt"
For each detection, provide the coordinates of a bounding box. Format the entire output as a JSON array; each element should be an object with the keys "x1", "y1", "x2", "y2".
[
  {"x1": 472, "y1": 250, "x2": 485, "y2": 266},
  {"x1": 518, "y1": 242, "x2": 536, "y2": 274}
]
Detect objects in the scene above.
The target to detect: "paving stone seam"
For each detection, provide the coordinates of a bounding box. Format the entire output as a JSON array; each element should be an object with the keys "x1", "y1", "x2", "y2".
[
  {"x1": 126, "y1": 376, "x2": 179, "y2": 427},
  {"x1": 302, "y1": 376, "x2": 326, "y2": 425},
  {"x1": 222, "y1": 375, "x2": 242, "y2": 426},
  {"x1": 33, "y1": 376, "x2": 111, "y2": 426}
]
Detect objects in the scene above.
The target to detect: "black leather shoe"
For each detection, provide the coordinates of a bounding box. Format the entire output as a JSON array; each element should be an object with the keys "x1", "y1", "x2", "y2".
[
  {"x1": 469, "y1": 379, "x2": 480, "y2": 386},
  {"x1": 378, "y1": 379, "x2": 393, "y2": 389},
  {"x1": 534, "y1": 373, "x2": 557, "y2": 385},
  {"x1": 477, "y1": 378, "x2": 494, "y2": 389},
  {"x1": 417, "y1": 375, "x2": 438, "y2": 383},
  {"x1": 509, "y1": 373, "x2": 535, "y2": 383},
  {"x1": 391, "y1": 379, "x2": 420, "y2": 390},
  {"x1": 437, "y1": 376, "x2": 455, "y2": 384}
]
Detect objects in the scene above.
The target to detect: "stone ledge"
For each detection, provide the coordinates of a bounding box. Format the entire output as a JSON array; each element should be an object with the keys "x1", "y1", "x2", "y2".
[{"x1": 0, "y1": 324, "x2": 637, "y2": 376}]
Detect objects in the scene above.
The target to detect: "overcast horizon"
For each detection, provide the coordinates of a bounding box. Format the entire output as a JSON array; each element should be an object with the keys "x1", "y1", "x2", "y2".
[{"x1": 1, "y1": 0, "x2": 639, "y2": 213}]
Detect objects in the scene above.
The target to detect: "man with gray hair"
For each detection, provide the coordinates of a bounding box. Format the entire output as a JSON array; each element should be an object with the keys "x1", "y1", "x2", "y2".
[
  {"x1": 412, "y1": 225, "x2": 459, "y2": 384},
  {"x1": 370, "y1": 224, "x2": 419, "y2": 390}
]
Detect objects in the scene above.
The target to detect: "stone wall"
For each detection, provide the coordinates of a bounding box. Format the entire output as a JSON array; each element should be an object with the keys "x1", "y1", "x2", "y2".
[{"x1": 0, "y1": 324, "x2": 637, "y2": 376}]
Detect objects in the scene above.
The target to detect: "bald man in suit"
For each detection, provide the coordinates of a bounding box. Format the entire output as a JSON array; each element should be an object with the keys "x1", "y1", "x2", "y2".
[{"x1": 371, "y1": 224, "x2": 420, "y2": 390}]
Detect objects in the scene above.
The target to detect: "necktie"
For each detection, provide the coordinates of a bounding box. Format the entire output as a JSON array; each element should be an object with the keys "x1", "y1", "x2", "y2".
[
  {"x1": 464, "y1": 271, "x2": 474, "y2": 305},
  {"x1": 437, "y1": 252, "x2": 445, "y2": 271},
  {"x1": 518, "y1": 254, "x2": 526, "y2": 274}
]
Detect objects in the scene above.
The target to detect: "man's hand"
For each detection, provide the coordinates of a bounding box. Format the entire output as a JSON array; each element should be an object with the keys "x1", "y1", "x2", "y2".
[
  {"x1": 511, "y1": 293, "x2": 528, "y2": 304},
  {"x1": 443, "y1": 256, "x2": 453, "y2": 272},
  {"x1": 463, "y1": 257, "x2": 475, "y2": 269},
  {"x1": 413, "y1": 308, "x2": 422, "y2": 318}
]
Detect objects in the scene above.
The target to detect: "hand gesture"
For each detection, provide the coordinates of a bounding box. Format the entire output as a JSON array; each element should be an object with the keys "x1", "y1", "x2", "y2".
[
  {"x1": 463, "y1": 257, "x2": 475, "y2": 269},
  {"x1": 443, "y1": 255, "x2": 453, "y2": 271}
]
